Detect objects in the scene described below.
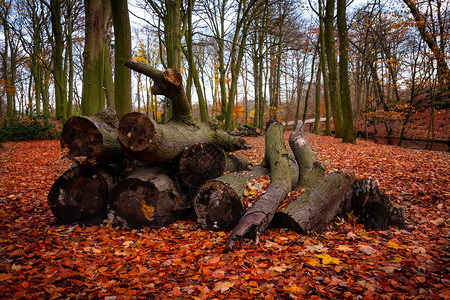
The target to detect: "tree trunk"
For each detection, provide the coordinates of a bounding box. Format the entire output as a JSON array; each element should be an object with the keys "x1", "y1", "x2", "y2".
[
  {"x1": 337, "y1": 0, "x2": 355, "y2": 144},
  {"x1": 179, "y1": 142, "x2": 250, "y2": 188},
  {"x1": 275, "y1": 172, "x2": 355, "y2": 233},
  {"x1": 110, "y1": 0, "x2": 132, "y2": 118},
  {"x1": 48, "y1": 164, "x2": 117, "y2": 225},
  {"x1": 194, "y1": 166, "x2": 269, "y2": 231},
  {"x1": 108, "y1": 166, "x2": 191, "y2": 229},
  {"x1": 82, "y1": 0, "x2": 111, "y2": 115},
  {"x1": 118, "y1": 112, "x2": 250, "y2": 163},
  {"x1": 61, "y1": 108, "x2": 123, "y2": 165},
  {"x1": 324, "y1": 0, "x2": 343, "y2": 137},
  {"x1": 224, "y1": 120, "x2": 297, "y2": 252},
  {"x1": 341, "y1": 178, "x2": 404, "y2": 230}
]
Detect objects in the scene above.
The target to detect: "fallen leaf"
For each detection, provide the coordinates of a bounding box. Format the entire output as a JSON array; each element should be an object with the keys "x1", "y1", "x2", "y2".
[
  {"x1": 358, "y1": 245, "x2": 376, "y2": 255},
  {"x1": 214, "y1": 281, "x2": 234, "y2": 293}
]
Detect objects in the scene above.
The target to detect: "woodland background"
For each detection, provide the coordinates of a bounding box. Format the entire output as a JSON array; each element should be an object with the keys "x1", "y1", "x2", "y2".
[{"x1": 0, "y1": 0, "x2": 449, "y2": 148}]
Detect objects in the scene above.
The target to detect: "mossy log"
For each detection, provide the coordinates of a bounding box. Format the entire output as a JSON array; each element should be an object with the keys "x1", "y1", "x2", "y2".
[
  {"x1": 118, "y1": 112, "x2": 251, "y2": 163},
  {"x1": 289, "y1": 123, "x2": 325, "y2": 189},
  {"x1": 179, "y1": 142, "x2": 251, "y2": 188},
  {"x1": 48, "y1": 164, "x2": 117, "y2": 225},
  {"x1": 275, "y1": 172, "x2": 355, "y2": 233},
  {"x1": 224, "y1": 121, "x2": 298, "y2": 252},
  {"x1": 194, "y1": 166, "x2": 269, "y2": 231},
  {"x1": 61, "y1": 108, "x2": 124, "y2": 165},
  {"x1": 108, "y1": 166, "x2": 191, "y2": 229}
]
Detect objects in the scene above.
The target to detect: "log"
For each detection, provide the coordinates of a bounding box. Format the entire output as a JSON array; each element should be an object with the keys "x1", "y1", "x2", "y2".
[
  {"x1": 179, "y1": 142, "x2": 251, "y2": 188},
  {"x1": 48, "y1": 164, "x2": 117, "y2": 225},
  {"x1": 61, "y1": 108, "x2": 124, "y2": 165},
  {"x1": 194, "y1": 166, "x2": 269, "y2": 231},
  {"x1": 108, "y1": 166, "x2": 191, "y2": 229},
  {"x1": 274, "y1": 172, "x2": 356, "y2": 233},
  {"x1": 341, "y1": 179, "x2": 405, "y2": 230},
  {"x1": 289, "y1": 123, "x2": 325, "y2": 189},
  {"x1": 118, "y1": 112, "x2": 251, "y2": 163},
  {"x1": 224, "y1": 120, "x2": 298, "y2": 252}
]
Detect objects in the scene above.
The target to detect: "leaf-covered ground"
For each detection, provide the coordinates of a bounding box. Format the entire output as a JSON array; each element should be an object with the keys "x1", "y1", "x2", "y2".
[{"x1": 0, "y1": 134, "x2": 448, "y2": 299}]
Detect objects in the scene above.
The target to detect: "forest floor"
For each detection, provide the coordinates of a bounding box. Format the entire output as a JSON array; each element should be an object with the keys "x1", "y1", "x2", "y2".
[{"x1": 0, "y1": 133, "x2": 449, "y2": 299}]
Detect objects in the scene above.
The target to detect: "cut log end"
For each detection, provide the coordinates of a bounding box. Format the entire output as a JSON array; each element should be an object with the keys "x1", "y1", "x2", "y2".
[
  {"x1": 194, "y1": 180, "x2": 244, "y2": 231},
  {"x1": 108, "y1": 178, "x2": 160, "y2": 228},
  {"x1": 48, "y1": 166, "x2": 108, "y2": 225},
  {"x1": 118, "y1": 112, "x2": 155, "y2": 152},
  {"x1": 179, "y1": 142, "x2": 226, "y2": 187},
  {"x1": 61, "y1": 117, "x2": 103, "y2": 164}
]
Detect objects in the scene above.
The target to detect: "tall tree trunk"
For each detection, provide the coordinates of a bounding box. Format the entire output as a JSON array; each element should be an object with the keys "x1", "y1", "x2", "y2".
[
  {"x1": 324, "y1": 0, "x2": 343, "y2": 137},
  {"x1": 50, "y1": 0, "x2": 67, "y2": 121},
  {"x1": 103, "y1": 42, "x2": 115, "y2": 109},
  {"x1": 111, "y1": 0, "x2": 132, "y2": 118},
  {"x1": 313, "y1": 61, "x2": 321, "y2": 134},
  {"x1": 337, "y1": 0, "x2": 355, "y2": 143}
]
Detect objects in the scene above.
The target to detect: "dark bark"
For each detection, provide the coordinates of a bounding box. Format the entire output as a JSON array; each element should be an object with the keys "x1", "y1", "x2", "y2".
[
  {"x1": 179, "y1": 142, "x2": 251, "y2": 188},
  {"x1": 108, "y1": 166, "x2": 191, "y2": 229},
  {"x1": 118, "y1": 112, "x2": 251, "y2": 163},
  {"x1": 340, "y1": 179, "x2": 405, "y2": 230},
  {"x1": 194, "y1": 166, "x2": 269, "y2": 231},
  {"x1": 275, "y1": 172, "x2": 355, "y2": 233},
  {"x1": 48, "y1": 164, "x2": 117, "y2": 225},
  {"x1": 224, "y1": 121, "x2": 297, "y2": 252},
  {"x1": 61, "y1": 108, "x2": 123, "y2": 165}
]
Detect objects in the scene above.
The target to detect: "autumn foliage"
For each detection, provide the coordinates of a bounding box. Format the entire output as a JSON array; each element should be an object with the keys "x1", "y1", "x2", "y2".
[{"x1": 0, "y1": 135, "x2": 448, "y2": 298}]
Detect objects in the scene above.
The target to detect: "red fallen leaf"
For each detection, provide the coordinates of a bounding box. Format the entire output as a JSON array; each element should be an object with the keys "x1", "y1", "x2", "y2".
[
  {"x1": 21, "y1": 281, "x2": 29, "y2": 289},
  {"x1": 212, "y1": 270, "x2": 225, "y2": 279},
  {"x1": 172, "y1": 287, "x2": 181, "y2": 297},
  {"x1": 202, "y1": 268, "x2": 212, "y2": 276},
  {"x1": 206, "y1": 256, "x2": 221, "y2": 265},
  {"x1": 0, "y1": 273, "x2": 12, "y2": 281},
  {"x1": 416, "y1": 276, "x2": 426, "y2": 283}
]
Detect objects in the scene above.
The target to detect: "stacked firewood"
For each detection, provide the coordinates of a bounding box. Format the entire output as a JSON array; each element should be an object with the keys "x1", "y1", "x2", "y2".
[{"x1": 48, "y1": 63, "x2": 404, "y2": 252}]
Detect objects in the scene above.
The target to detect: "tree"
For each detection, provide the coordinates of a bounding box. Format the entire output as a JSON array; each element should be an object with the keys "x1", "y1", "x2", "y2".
[
  {"x1": 111, "y1": 0, "x2": 132, "y2": 118},
  {"x1": 337, "y1": 0, "x2": 355, "y2": 143},
  {"x1": 82, "y1": 0, "x2": 111, "y2": 116},
  {"x1": 402, "y1": 0, "x2": 450, "y2": 88},
  {"x1": 324, "y1": 0, "x2": 343, "y2": 137},
  {"x1": 49, "y1": 0, "x2": 67, "y2": 121}
]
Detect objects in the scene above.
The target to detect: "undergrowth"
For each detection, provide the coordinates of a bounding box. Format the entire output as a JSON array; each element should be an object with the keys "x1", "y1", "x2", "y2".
[{"x1": 0, "y1": 115, "x2": 61, "y2": 142}]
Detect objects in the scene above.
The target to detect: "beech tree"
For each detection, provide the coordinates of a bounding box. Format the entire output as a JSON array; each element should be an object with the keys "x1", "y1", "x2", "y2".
[
  {"x1": 82, "y1": 0, "x2": 111, "y2": 116},
  {"x1": 111, "y1": 0, "x2": 132, "y2": 118}
]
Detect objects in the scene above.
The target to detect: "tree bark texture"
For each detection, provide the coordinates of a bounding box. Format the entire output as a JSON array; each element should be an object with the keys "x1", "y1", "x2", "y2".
[
  {"x1": 194, "y1": 166, "x2": 269, "y2": 231},
  {"x1": 108, "y1": 166, "x2": 191, "y2": 229},
  {"x1": 340, "y1": 179, "x2": 405, "y2": 230},
  {"x1": 275, "y1": 172, "x2": 355, "y2": 233},
  {"x1": 289, "y1": 123, "x2": 325, "y2": 190},
  {"x1": 61, "y1": 108, "x2": 123, "y2": 165},
  {"x1": 48, "y1": 164, "x2": 117, "y2": 225},
  {"x1": 118, "y1": 112, "x2": 251, "y2": 163},
  {"x1": 224, "y1": 121, "x2": 297, "y2": 252}
]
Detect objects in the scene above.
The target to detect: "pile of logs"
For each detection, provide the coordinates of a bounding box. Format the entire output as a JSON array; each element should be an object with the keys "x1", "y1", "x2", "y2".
[{"x1": 48, "y1": 62, "x2": 404, "y2": 252}]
